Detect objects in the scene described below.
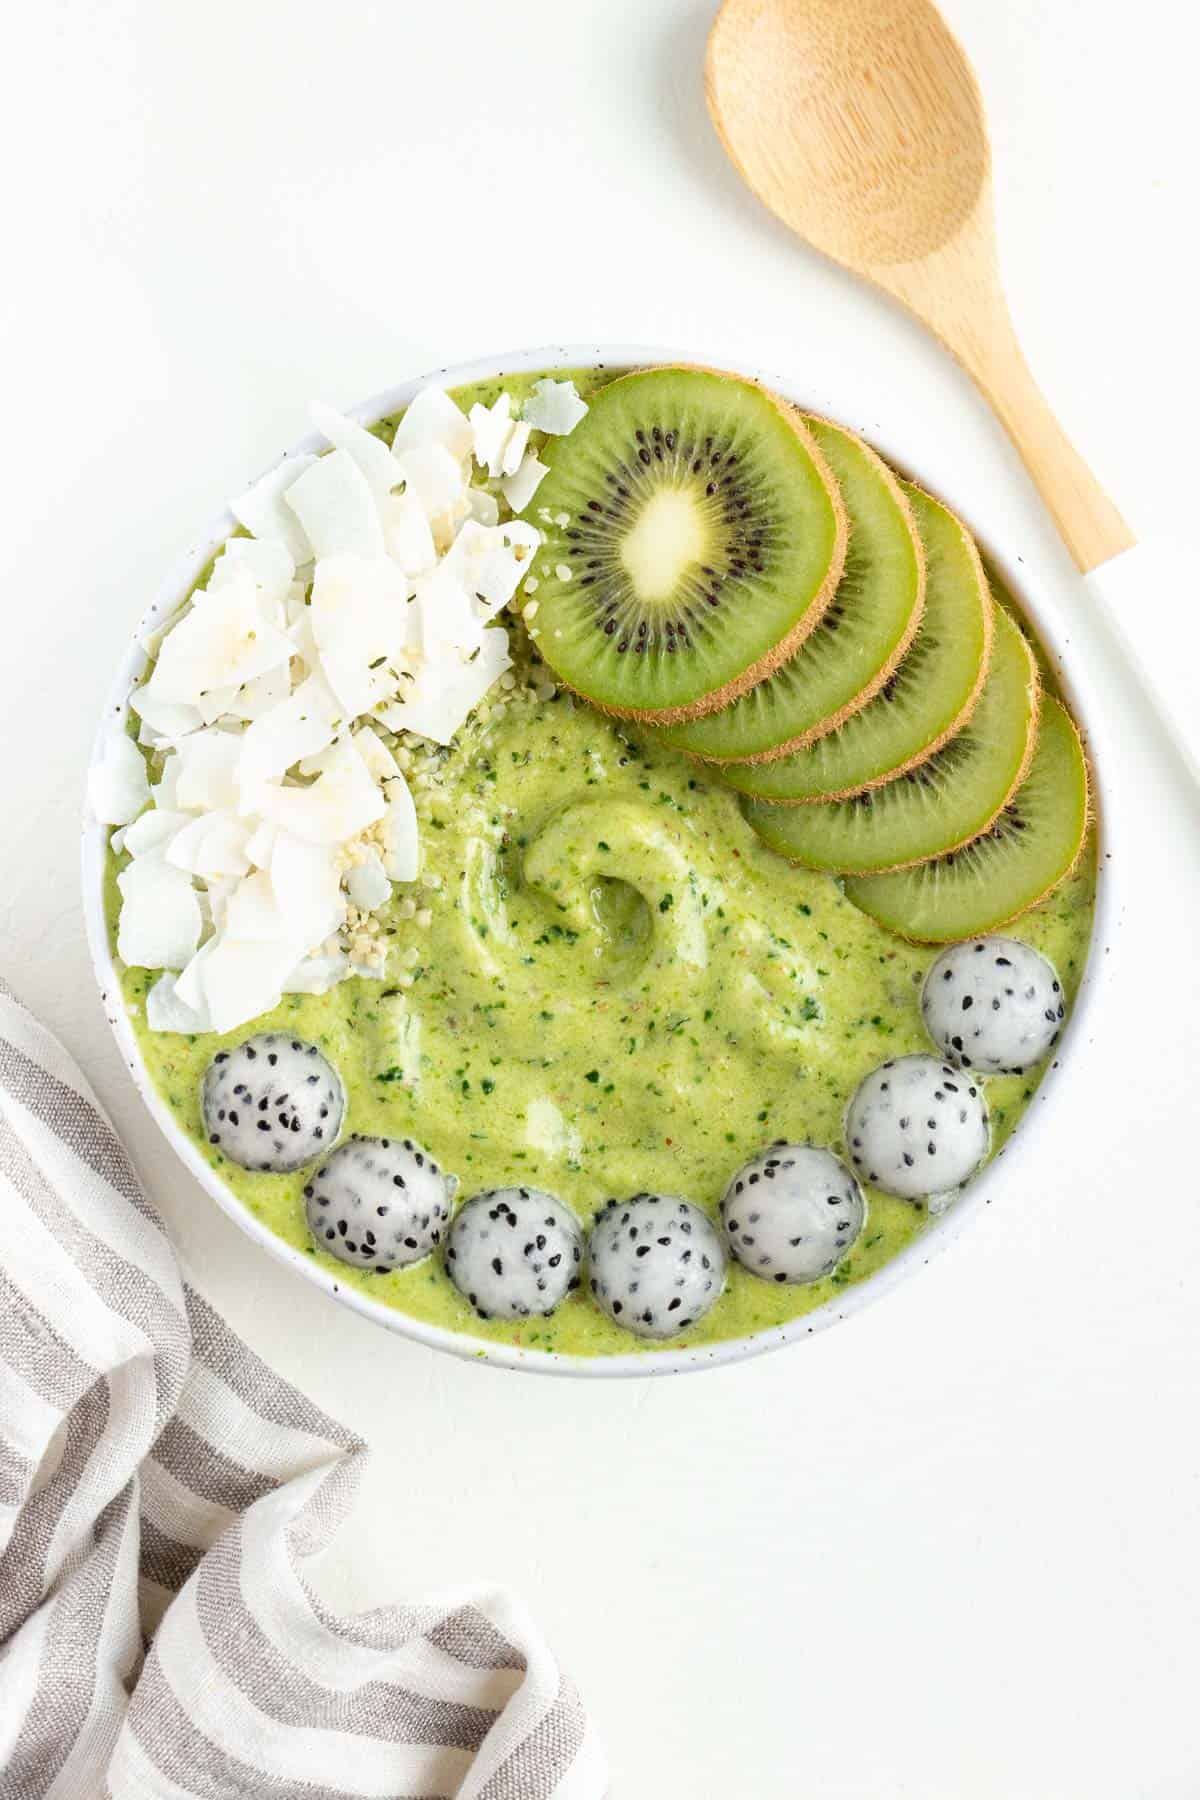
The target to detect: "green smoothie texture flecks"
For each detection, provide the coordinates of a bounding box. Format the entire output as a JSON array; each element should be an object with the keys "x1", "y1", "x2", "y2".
[{"x1": 106, "y1": 367, "x2": 1098, "y2": 1357}]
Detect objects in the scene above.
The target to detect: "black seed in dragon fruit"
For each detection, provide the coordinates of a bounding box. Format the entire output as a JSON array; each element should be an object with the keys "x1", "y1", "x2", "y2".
[
  {"x1": 304, "y1": 1135, "x2": 457, "y2": 1272},
  {"x1": 921, "y1": 936, "x2": 1065, "y2": 1074},
  {"x1": 201, "y1": 1033, "x2": 344, "y2": 1174},
  {"x1": 845, "y1": 1055, "x2": 988, "y2": 1204},
  {"x1": 721, "y1": 1143, "x2": 865, "y2": 1284},
  {"x1": 445, "y1": 1187, "x2": 584, "y2": 1319},
  {"x1": 587, "y1": 1194, "x2": 726, "y2": 1340}
]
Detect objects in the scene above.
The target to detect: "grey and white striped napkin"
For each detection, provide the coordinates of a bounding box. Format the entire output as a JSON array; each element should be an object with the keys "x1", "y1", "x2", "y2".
[{"x1": 0, "y1": 979, "x2": 606, "y2": 1798}]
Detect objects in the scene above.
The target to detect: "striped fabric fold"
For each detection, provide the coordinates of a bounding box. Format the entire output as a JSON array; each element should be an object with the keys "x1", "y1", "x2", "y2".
[{"x1": 0, "y1": 981, "x2": 606, "y2": 1799}]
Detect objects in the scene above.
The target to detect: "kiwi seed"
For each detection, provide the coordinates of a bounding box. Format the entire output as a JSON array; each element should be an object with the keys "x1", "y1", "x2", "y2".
[
  {"x1": 842, "y1": 697, "x2": 1090, "y2": 940},
  {"x1": 742, "y1": 606, "x2": 1039, "y2": 874},
  {"x1": 648, "y1": 414, "x2": 926, "y2": 763},
  {"x1": 721, "y1": 483, "x2": 993, "y2": 803},
  {"x1": 517, "y1": 366, "x2": 847, "y2": 723}
]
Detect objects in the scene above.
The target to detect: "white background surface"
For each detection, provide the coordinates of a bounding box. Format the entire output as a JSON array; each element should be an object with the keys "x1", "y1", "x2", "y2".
[{"x1": 4, "y1": 2, "x2": 1200, "y2": 1795}]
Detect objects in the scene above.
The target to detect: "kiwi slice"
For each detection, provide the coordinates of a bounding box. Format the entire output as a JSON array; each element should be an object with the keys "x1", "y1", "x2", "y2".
[
  {"x1": 721, "y1": 484, "x2": 992, "y2": 802},
  {"x1": 843, "y1": 698, "x2": 1089, "y2": 940},
  {"x1": 519, "y1": 367, "x2": 847, "y2": 722},
  {"x1": 743, "y1": 606, "x2": 1039, "y2": 873},
  {"x1": 647, "y1": 416, "x2": 924, "y2": 761}
]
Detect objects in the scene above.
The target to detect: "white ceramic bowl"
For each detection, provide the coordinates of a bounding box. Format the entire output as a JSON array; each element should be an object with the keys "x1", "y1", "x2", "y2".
[{"x1": 82, "y1": 343, "x2": 1112, "y2": 1377}]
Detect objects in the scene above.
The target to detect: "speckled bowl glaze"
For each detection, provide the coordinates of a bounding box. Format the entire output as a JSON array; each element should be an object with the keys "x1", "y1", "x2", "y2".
[{"x1": 82, "y1": 344, "x2": 1113, "y2": 1377}]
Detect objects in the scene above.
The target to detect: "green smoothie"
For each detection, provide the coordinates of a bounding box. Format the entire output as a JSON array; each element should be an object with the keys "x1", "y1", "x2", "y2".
[{"x1": 106, "y1": 370, "x2": 1097, "y2": 1357}]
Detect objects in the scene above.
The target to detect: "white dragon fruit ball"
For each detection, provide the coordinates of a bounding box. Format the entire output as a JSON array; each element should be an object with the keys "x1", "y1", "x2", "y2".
[
  {"x1": 921, "y1": 936, "x2": 1066, "y2": 1074},
  {"x1": 588, "y1": 1194, "x2": 727, "y2": 1340},
  {"x1": 304, "y1": 1135, "x2": 457, "y2": 1272},
  {"x1": 445, "y1": 1187, "x2": 584, "y2": 1319},
  {"x1": 721, "y1": 1144, "x2": 865, "y2": 1284},
  {"x1": 845, "y1": 1055, "x2": 989, "y2": 1202},
  {"x1": 202, "y1": 1033, "x2": 344, "y2": 1174}
]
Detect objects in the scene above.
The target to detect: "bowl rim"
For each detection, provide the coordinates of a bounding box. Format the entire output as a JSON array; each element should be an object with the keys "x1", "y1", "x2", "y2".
[{"x1": 81, "y1": 340, "x2": 1114, "y2": 1379}]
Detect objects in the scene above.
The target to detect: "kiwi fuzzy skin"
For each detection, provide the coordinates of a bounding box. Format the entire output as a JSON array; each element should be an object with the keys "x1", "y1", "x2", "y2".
[
  {"x1": 1027, "y1": 710, "x2": 1094, "y2": 907},
  {"x1": 714, "y1": 487, "x2": 998, "y2": 801},
  {"x1": 748, "y1": 613, "x2": 1042, "y2": 876},
  {"x1": 873, "y1": 631, "x2": 1040, "y2": 875},
  {"x1": 679, "y1": 412, "x2": 928, "y2": 766},
  {"x1": 842, "y1": 702, "x2": 1092, "y2": 943},
  {"x1": 541, "y1": 367, "x2": 850, "y2": 726}
]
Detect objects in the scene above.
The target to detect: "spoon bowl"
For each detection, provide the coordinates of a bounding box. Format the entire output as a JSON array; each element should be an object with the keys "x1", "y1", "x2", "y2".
[
  {"x1": 707, "y1": 0, "x2": 1134, "y2": 574},
  {"x1": 708, "y1": 0, "x2": 989, "y2": 267}
]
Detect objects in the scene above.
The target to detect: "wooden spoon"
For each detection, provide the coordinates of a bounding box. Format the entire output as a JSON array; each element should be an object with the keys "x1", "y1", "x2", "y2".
[{"x1": 705, "y1": 0, "x2": 1134, "y2": 574}]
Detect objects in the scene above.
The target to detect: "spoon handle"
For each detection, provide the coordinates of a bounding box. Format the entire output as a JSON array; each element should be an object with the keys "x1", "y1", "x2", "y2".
[
  {"x1": 930, "y1": 279, "x2": 1200, "y2": 772},
  {"x1": 942, "y1": 304, "x2": 1135, "y2": 573}
]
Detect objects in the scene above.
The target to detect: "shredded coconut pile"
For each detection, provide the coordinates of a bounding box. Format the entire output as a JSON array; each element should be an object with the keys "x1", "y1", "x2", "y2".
[{"x1": 90, "y1": 379, "x2": 588, "y2": 1035}]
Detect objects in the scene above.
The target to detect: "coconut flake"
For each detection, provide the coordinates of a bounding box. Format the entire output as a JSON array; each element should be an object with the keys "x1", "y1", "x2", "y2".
[
  {"x1": 284, "y1": 450, "x2": 385, "y2": 560},
  {"x1": 412, "y1": 559, "x2": 487, "y2": 659},
  {"x1": 205, "y1": 877, "x2": 242, "y2": 934},
  {"x1": 117, "y1": 857, "x2": 202, "y2": 970},
  {"x1": 296, "y1": 742, "x2": 342, "y2": 779},
  {"x1": 146, "y1": 570, "x2": 294, "y2": 707},
  {"x1": 145, "y1": 971, "x2": 211, "y2": 1034},
  {"x1": 380, "y1": 491, "x2": 438, "y2": 576},
  {"x1": 469, "y1": 394, "x2": 518, "y2": 477},
  {"x1": 195, "y1": 936, "x2": 300, "y2": 1037},
  {"x1": 129, "y1": 686, "x2": 203, "y2": 742},
  {"x1": 161, "y1": 815, "x2": 211, "y2": 874},
  {"x1": 284, "y1": 584, "x2": 309, "y2": 630},
  {"x1": 501, "y1": 452, "x2": 549, "y2": 514},
  {"x1": 173, "y1": 728, "x2": 244, "y2": 814},
  {"x1": 222, "y1": 870, "x2": 287, "y2": 941},
  {"x1": 237, "y1": 669, "x2": 342, "y2": 795},
  {"x1": 350, "y1": 728, "x2": 419, "y2": 884},
  {"x1": 309, "y1": 554, "x2": 414, "y2": 718},
  {"x1": 230, "y1": 663, "x2": 293, "y2": 723},
  {"x1": 271, "y1": 831, "x2": 346, "y2": 947},
  {"x1": 351, "y1": 726, "x2": 398, "y2": 781},
  {"x1": 121, "y1": 808, "x2": 188, "y2": 858},
  {"x1": 380, "y1": 769, "x2": 419, "y2": 881},
  {"x1": 287, "y1": 609, "x2": 320, "y2": 675},
  {"x1": 380, "y1": 624, "x2": 511, "y2": 746},
  {"x1": 196, "y1": 663, "x2": 296, "y2": 731},
  {"x1": 393, "y1": 443, "x2": 467, "y2": 528},
  {"x1": 499, "y1": 419, "x2": 532, "y2": 477},
  {"x1": 347, "y1": 955, "x2": 388, "y2": 984},
  {"x1": 258, "y1": 735, "x2": 384, "y2": 845},
  {"x1": 445, "y1": 519, "x2": 541, "y2": 612},
  {"x1": 173, "y1": 939, "x2": 213, "y2": 1014},
  {"x1": 391, "y1": 386, "x2": 473, "y2": 462},
  {"x1": 232, "y1": 453, "x2": 319, "y2": 563},
  {"x1": 310, "y1": 403, "x2": 405, "y2": 501},
  {"x1": 245, "y1": 820, "x2": 278, "y2": 869},
  {"x1": 283, "y1": 949, "x2": 349, "y2": 995},
  {"x1": 522, "y1": 378, "x2": 588, "y2": 436},
  {"x1": 195, "y1": 683, "x2": 242, "y2": 727},
  {"x1": 151, "y1": 755, "x2": 182, "y2": 811},
  {"x1": 138, "y1": 600, "x2": 190, "y2": 658},
  {"x1": 465, "y1": 486, "x2": 501, "y2": 528},
  {"x1": 166, "y1": 812, "x2": 252, "y2": 880},
  {"x1": 209, "y1": 536, "x2": 295, "y2": 619},
  {"x1": 437, "y1": 518, "x2": 533, "y2": 604},
  {"x1": 200, "y1": 814, "x2": 253, "y2": 878},
  {"x1": 346, "y1": 850, "x2": 391, "y2": 912},
  {"x1": 88, "y1": 732, "x2": 151, "y2": 826}
]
